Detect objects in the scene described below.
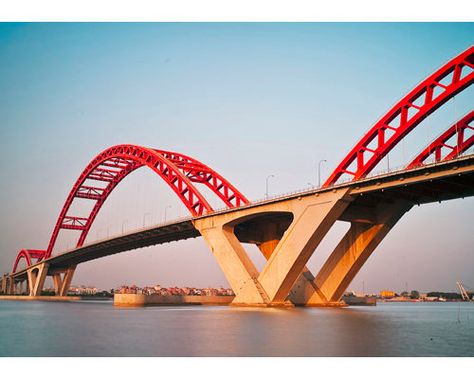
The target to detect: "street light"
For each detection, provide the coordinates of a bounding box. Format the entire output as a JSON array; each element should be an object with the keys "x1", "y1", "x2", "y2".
[
  {"x1": 164, "y1": 205, "x2": 172, "y2": 222},
  {"x1": 318, "y1": 159, "x2": 327, "y2": 188},
  {"x1": 265, "y1": 174, "x2": 275, "y2": 198},
  {"x1": 143, "y1": 212, "x2": 152, "y2": 227}
]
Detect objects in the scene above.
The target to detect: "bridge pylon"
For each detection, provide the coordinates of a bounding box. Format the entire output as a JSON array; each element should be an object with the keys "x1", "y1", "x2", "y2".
[
  {"x1": 26, "y1": 263, "x2": 49, "y2": 297},
  {"x1": 255, "y1": 223, "x2": 329, "y2": 306},
  {"x1": 51, "y1": 266, "x2": 77, "y2": 297},
  {"x1": 194, "y1": 187, "x2": 353, "y2": 307},
  {"x1": 4, "y1": 276, "x2": 16, "y2": 295},
  {"x1": 307, "y1": 200, "x2": 412, "y2": 304},
  {"x1": 0, "y1": 274, "x2": 8, "y2": 294}
]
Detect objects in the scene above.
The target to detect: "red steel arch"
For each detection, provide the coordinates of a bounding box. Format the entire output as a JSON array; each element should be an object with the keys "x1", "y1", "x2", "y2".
[
  {"x1": 44, "y1": 144, "x2": 249, "y2": 258},
  {"x1": 407, "y1": 110, "x2": 474, "y2": 169},
  {"x1": 324, "y1": 45, "x2": 474, "y2": 187},
  {"x1": 12, "y1": 249, "x2": 46, "y2": 273},
  {"x1": 152, "y1": 148, "x2": 248, "y2": 209}
]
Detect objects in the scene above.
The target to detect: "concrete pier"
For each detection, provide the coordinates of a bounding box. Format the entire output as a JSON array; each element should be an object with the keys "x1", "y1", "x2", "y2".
[{"x1": 114, "y1": 294, "x2": 235, "y2": 307}]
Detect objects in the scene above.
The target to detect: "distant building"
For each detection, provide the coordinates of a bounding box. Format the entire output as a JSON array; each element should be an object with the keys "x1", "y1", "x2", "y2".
[
  {"x1": 68, "y1": 285, "x2": 97, "y2": 295},
  {"x1": 115, "y1": 284, "x2": 234, "y2": 296},
  {"x1": 380, "y1": 290, "x2": 396, "y2": 298}
]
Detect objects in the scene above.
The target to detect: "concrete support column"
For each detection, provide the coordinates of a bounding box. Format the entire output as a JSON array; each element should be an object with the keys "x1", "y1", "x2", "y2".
[
  {"x1": 256, "y1": 223, "x2": 322, "y2": 306},
  {"x1": 308, "y1": 201, "x2": 412, "y2": 304},
  {"x1": 52, "y1": 266, "x2": 76, "y2": 296},
  {"x1": 53, "y1": 274, "x2": 61, "y2": 294},
  {"x1": 258, "y1": 189, "x2": 352, "y2": 305},
  {"x1": 195, "y1": 188, "x2": 351, "y2": 307},
  {"x1": 27, "y1": 263, "x2": 49, "y2": 296},
  {"x1": 196, "y1": 221, "x2": 269, "y2": 305},
  {"x1": 7, "y1": 277, "x2": 15, "y2": 295},
  {"x1": 0, "y1": 275, "x2": 7, "y2": 294}
]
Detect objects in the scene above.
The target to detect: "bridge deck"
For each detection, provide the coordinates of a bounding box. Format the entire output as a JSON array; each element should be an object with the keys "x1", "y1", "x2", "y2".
[
  {"x1": 12, "y1": 220, "x2": 199, "y2": 278},
  {"x1": 9, "y1": 154, "x2": 474, "y2": 279}
]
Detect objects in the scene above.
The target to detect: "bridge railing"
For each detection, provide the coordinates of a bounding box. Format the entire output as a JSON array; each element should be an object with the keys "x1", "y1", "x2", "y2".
[{"x1": 212, "y1": 151, "x2": 474, "y2": 212}]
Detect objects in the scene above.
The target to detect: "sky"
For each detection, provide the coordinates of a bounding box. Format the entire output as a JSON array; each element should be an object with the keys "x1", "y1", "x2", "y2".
[{"x1": 0, "y1": 23, "x2": 473, "y2": 294}]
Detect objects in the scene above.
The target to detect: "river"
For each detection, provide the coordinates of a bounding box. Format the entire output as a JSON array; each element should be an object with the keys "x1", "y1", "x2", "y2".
[{"x1": 0, "y1": 300, "x2": 473, "y2": 356}]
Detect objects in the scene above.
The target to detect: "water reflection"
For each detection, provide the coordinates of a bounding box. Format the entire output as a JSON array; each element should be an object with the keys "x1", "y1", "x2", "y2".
[{"x1": 0, "y1": 301, "x2": 473, "y2": 356}]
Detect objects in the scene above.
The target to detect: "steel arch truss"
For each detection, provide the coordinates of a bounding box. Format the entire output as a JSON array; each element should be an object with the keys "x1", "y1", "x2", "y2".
[
  {"x1": 407, "y1": 110, "x2": 474, "y2": 169},
  {"x1": 45, "y1": 144, "x2": 249, "y2": 257},
  {"x1": 12, "y1": 249, "x2": 46, "y2": 273},
  {"x1": 152, "y1": 148, "x2": 248, "y2": 209},
  {"x1": 324, "y1": 45, "x2": 474, "y2": 187}
]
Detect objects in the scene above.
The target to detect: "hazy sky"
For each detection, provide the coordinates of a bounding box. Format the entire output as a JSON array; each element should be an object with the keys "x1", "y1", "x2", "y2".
[{"x1": 1, "y1": 23, "x2": 473, "y2": 294}]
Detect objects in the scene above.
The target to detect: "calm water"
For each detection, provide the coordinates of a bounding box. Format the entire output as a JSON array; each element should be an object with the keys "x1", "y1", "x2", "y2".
[{"x1": 0, "y1": 300, "x2": 473, "y2": 356}]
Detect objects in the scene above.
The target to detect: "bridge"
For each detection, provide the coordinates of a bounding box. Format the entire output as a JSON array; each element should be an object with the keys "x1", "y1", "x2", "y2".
[{"x1": 1, "y1": 45, "x2": 474, "y2": 306}]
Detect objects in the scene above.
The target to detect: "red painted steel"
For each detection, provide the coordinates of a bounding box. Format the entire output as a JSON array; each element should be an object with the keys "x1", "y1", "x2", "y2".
[
  {"x1": 324, "y1": 45, "x2": 474, "y2": 187},
  {"x1": 41, "y1": 144, "x2": 249, "y2": 258},
  {"x1": 407, "y1": 110, "x2": 474, "y2": 169},
  {"x1": 153, "y1": 149, "x2": 248, "y2": 209},
  {"x1": 12, "y1": 250, "x2": 46, "y2": 273}
]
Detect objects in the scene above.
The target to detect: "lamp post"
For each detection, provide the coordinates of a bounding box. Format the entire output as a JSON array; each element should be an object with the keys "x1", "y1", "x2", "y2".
[
  {"x1": 164, "y1": 205, "x2": 172, "y2": 223},
  {"x1": 265, "y1": 174, "x2": 275, "y2": 199},
  {"x1": 318, "y1": 159, "x2": 327, "y2": 188}
]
